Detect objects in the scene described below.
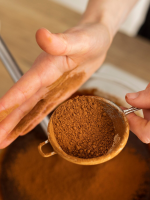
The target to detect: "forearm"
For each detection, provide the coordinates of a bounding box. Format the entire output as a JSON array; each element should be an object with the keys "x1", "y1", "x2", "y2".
[{"x1": 80, "y1": 0, "x2": 139, "y2": 39}]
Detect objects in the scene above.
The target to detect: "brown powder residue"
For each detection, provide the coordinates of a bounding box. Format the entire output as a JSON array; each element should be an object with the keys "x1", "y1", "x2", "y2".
[
  {"x1": 12, "y1": 71, "x2": 85, "y2": 135},
  {"x1": 53, "y1": 96, "x2": 115, "y2": 158},
  {"x1": 0, "y1": 130, "x2": 150, "y2": 200},
  {"x1": 0, "y1": 105, "x2": 19, "y2": 122},
  {"x1": 70, "y1": 88, "x2": 123, "y2": 106}
]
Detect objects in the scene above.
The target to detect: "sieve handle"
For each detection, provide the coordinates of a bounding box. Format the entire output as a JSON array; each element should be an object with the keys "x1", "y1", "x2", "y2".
[
  {"x1": 123, "y1": 107, "x2": 141, "y2": 115},
  {"x1": 38, "y1": 140, "x2": 56, "y2": 157}
]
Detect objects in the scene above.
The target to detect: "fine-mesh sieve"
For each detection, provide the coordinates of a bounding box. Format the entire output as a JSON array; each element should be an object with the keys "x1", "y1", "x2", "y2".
[{"x1": 38, "y1": 96, "x2": 140, "y2": 165}]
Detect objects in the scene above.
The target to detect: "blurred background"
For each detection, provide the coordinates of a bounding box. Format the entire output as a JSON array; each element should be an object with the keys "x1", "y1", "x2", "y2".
[
  {"x1": 0, "y1": 0, "x2": 149, "y2": 99},
  {"x1": 53, "y1": 0, "x2": 150, "y2": 36}
]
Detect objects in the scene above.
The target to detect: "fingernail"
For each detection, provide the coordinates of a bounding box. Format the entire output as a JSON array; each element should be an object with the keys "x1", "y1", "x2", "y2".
[
  {"x1": 40, "y1": 27, "x2": 51, "y2": 32},
  {"x1": 126, "y1": 92, "x2": 139, "y2": 99},
  {"x1": 45, "y1": 29, "x2": 51, "y2": 34}
]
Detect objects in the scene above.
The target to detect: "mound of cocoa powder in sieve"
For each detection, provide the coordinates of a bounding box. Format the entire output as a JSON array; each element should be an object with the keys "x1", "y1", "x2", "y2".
[{"x1": 53, "y1": 96, "x2": 115, "y2": 158}]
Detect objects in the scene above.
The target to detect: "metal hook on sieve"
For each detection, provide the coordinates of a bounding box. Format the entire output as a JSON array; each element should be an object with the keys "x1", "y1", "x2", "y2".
[
  {"x1": 38, "y1": 140, "x2": 56, "y2": 157},
  {"x1": 123, "y1": 107, "x2": 141, "y2": 115}
]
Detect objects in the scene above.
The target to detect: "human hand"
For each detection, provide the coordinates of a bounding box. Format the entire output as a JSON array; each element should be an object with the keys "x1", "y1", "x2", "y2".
[
  {"x1": 125, "y1": 83, "x2": 150, "y2": 143},
  {"x1": 0, "y1": 22, "x2": 111, "y2": 148}
]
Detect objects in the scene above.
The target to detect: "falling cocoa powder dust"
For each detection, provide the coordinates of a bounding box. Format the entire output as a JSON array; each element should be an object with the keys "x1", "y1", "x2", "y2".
[{"x1": 11, "y1": 71, "x2": 85, "y2": 137}]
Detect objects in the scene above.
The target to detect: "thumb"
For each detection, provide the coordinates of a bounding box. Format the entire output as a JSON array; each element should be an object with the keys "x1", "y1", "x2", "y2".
[
  {"x1": 125, "y1": 84, "x2": 150, "y2": 109},
  {"x1": 125, "y1": 112, "x2": 150, "y2": 144},
  {"x1": 125, "y1": 83, "x2": 150, "y2": 143},
  {"x1": 36, "y1": 28, "x2": 89, "y2": 56}
]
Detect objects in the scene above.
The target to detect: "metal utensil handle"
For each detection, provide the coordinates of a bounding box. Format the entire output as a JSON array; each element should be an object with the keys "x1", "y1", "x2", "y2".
[
  {"x1": 123, "y1": 107, "x2": 141, "y2": 115},
  {"x1": 38, "y1": 140, "x2": 56, "y2": 157},
  {"x1": 0, "y1": 36, "x2": 49, "y2": 134}
]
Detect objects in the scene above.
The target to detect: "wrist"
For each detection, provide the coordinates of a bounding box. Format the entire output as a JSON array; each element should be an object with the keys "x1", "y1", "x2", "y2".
[
  {"x1": 79, "y1": 0, "x2": 138, "y2": 40},
  {"x1": 80, "y1": 9, "x2": 119, "y2": 41},
  {"x1": 79, "y1": 9, "x2": 118, "y2": 42}
]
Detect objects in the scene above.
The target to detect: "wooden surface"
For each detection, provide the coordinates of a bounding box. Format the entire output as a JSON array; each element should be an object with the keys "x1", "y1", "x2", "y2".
[
  {"x1": 0, "y1": 0, "x2": 150, "y2": 98},
  {"x1": 107, "y1": 33, "x2": 150, "y2": 81}
]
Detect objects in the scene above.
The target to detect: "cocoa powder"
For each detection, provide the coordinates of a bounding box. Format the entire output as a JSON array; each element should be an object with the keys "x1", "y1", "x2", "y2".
[
  {"x1": 0, "y1": 126, "x2": 150, "y2": 200},
  {"x1": 11, "y1": 71, "x2": 85, "y2": 136},
  {"x1": 0, "y1": 89, "x2": 150, "y2": 200},
  {"x1": 53, "y1": 96, "x2": 115, "y2": 158},
  {"x1": 70, "y1": 88, "x2": 123, "y2": 106}
]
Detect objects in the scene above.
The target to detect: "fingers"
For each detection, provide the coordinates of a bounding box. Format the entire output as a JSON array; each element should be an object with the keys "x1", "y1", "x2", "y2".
[
  {"x1": 0, "y1": 52, "x2": 63, "y2": 123},
  {"x1": 146, "y1": 83, "x2": 150, "y2": 89},
  {"x1": 125, "y1": 83, "x2": 150, "y2": 143},
  {"x1": 125, "y1": 85, "x2": 150, "y2": 109},
  {"x1": 0, "y1": 127, "x2": 22, "y2": 149},
  {"x1": 36, "y1": 28, "x2": 90, "y2": 56},
  {"x1": 0, "y1": 51, "x2": 76, "y2": 147},
  {"x1": 0, "y1": 131, "x2": 18, "y2": 149},
  {"x1": 0, "y1": 24, "x2": 112, "y2": 149},
  {"x1": 0, "y1": 68, "x2": 42, "y2": 121},
  {"x1": 0, "y1": 87, "x2": 45, "y2": 145},
  {"x1": 126, "y1": 112, "x2": 150, "y2": 144}
]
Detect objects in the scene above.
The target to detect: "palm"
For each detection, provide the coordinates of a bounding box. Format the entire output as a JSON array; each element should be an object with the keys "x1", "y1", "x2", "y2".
[{"x1": 0, "y1": 23, "x2": 111, "y2": 148}]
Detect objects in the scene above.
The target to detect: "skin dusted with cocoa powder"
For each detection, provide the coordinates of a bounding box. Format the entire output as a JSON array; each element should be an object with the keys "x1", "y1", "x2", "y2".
[
  {"x1": 12, "y1": 71, "x2": 85, "y2": 137},
  {"x1": 53, "y1": 96, "x2": 115, "y2": 159},
  {"x1": 0, "y1": 105, "x2": 19, "y2": 123}
]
